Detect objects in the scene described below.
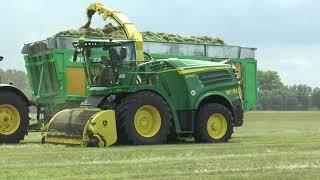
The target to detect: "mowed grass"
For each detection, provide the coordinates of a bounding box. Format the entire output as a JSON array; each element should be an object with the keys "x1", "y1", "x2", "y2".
[{"x1": 1, "y1": 112, "x2": 320, "y2": 180}]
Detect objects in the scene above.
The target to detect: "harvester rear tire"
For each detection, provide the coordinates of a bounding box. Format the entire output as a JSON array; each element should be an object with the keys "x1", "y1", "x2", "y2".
[
  {"x1": 194, "y1": 103, "x2": 233, "y2": 143},
  {"x1": 117, "y1": 91, "x2": 171, "y2": 145},
  {"x1": 0, "y1": 91, "x2": 29, "y2": 143}
]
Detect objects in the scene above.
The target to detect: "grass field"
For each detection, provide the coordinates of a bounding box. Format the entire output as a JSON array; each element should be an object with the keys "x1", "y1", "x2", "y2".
[{"x1": 1, "y1": 112, "x2": 320, "y2": 180}]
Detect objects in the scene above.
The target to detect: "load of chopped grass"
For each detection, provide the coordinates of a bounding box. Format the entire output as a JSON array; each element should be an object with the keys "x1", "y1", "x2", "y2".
[{"x1": 55, "y1": 23, "x2": 224, "y2": 45}]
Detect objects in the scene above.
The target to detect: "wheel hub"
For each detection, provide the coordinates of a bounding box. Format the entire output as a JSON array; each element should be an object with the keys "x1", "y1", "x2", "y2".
[
  {"x1": 3, "y1": 117, "x2": 9, "y2": 123},
  {"x1": 0, "y1": 104, "x2": 21, "y2": 135},
  {"x1": 139, "y1": 114, "x2": 150, "y2": 127},
  {"x1": 207, "y1": 113, "x2": 227, "y2": 139},
  {"x1": 134, "y1": 105, "x2": 161, "y2": 137},
  {"x1": 2, "y1": 116, "x2": 10, "y2": 125},
  {"x1": 0, "y1": 110, "x2": 11, "y2": 126}
]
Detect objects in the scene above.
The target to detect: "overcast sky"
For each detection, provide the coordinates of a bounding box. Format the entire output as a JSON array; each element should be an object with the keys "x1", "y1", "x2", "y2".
[{"x1": 0, "y1": 0, "x2": 319, "y2": 87}]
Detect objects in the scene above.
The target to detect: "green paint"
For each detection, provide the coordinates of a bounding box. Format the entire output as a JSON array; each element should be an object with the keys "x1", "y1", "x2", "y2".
[
  {"x1": 22, "y1": 37, "x2": 257, "y2": 128},
  {"x1": 229, "y1": 58, "x2": 258, "y2": 111},
  {"x1": 70, "y1": 40, "x2": 246, "y2": 135}
]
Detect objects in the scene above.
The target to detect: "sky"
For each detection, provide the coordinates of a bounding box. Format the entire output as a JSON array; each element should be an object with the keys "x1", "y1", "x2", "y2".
[{"x1": 0, "y1": 0, "x2": 319, "y2": 87}]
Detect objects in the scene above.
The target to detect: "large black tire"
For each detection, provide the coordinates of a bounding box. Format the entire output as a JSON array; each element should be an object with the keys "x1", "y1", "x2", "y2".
[
  {"x1": 194, "y1": 103, "x2": 233, "y2": 143},
  {"x1": 0, "y1": 91, "x2": 29, "y2": 143},
  {"x1": 117, "y1": 91, "x2": 171, "y2": 145}
]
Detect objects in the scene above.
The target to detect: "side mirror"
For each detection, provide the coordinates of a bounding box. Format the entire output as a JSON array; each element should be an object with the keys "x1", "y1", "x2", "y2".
[
  {"x1": 73, "y1": 50, "x2": 79, "y2": 62},
  {"x1": 0, "y1": 56, "x2": 3, "y2": 61},
  {"x1": 120, "y1": 47, "x2": 127, "y2": 59}
]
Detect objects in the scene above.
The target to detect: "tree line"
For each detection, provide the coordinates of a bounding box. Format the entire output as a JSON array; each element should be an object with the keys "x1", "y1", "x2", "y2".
[
  {"x1": 257, "y1": 70, "x2": 320, "y2": 110},
  {"x1": 0, "y1": 69, "x2": 32, "y2": 99}
]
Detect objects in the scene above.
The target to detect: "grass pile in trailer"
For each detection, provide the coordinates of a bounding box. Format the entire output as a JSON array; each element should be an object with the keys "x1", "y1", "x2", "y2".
[
  {"x1": 1, "y1": 111, "x2": 319, "y2": 179},
  {"x1": 56, "y1": 23, "x2": 225, "y2": 45}
]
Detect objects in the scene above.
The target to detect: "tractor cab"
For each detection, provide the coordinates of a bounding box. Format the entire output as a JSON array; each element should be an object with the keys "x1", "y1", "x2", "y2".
[{"x1": 72, "y1": 39, "x2": 137, "y2": 88}]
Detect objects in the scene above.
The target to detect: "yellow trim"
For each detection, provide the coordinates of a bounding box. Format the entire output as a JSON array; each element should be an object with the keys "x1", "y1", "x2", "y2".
[
  {"x1": 89, "y1": 110, "x2": 117, "y2": 147},
  {"x1": 207, "y1": 113, "x2": 227, "y2": 139},
  {"x1": 67, "y1": 68, "x2": 87, "y2": 95},
  {"x1": 226, "y1": 88, "x2": 238, "y2": 95},
  {"x1": 162, "y1": 69, "x2": 179, "y2": 73},
  {"x1": 134, "y1": 105, "x2": 161, "y2": 137},
  {"x1": 0, "y1": 104, "x2": 21, "y2": 135},
  {"x1": 178, "y1": 66, "x2": 229, "y2": 75},
  {"x1": 45, "y1": 137, "x2": 83, "y2": 145},
  {"x1": 234, "y1": 63, "x2": 244, "y2": 100}
]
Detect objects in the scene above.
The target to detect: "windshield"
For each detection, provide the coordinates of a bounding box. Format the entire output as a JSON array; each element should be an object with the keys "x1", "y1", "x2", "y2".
[{"x1": 86, "y1": 42, "x2": 136, "y2": 87}]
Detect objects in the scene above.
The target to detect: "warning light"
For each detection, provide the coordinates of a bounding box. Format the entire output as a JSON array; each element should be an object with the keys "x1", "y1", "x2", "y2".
[{"x1": 108, "y1": 35, "x2": 113, "y2": 42}]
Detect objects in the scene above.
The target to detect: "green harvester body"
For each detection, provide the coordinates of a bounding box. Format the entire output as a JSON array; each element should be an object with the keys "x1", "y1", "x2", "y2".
[
  {"x1": 22, "y1": 36, "x2": 258, "y2": 128},
  {"x1": 87, "y1": 58, "x2": 245, "y2": 134}
]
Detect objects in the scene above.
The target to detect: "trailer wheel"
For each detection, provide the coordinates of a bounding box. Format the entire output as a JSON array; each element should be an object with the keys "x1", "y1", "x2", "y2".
[
  {"x1": 194, "y1": 103, "x2": 233, "y2": 143},
  {"x1": 117, "y1": 91, "x2": 171, "y2": 145},
  {"x1": 0, "y1": 91, "x2": 29, "y2": 143}
]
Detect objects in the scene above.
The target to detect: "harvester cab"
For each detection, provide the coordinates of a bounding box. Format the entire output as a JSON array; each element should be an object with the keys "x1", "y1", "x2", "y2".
[{"x1": 72, "y1": 39, "x2": 136, "y2": 88}]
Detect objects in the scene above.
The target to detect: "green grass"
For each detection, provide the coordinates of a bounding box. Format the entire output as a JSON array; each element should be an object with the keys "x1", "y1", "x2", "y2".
[{"x1": 1, "y1": 111, "x2": 320, "y2": 179}]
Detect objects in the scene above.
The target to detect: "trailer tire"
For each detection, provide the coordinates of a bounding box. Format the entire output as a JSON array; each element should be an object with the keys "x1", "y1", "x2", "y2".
[
  {"x1": 0, "y1": 91, "x2": 29, "y2": 143},
  {"x1": 117, "y1": 91, "x2": 171, "y2": 145},
  {"x1": 194, "y1": 103, "x2": 233, "y2": 143}
]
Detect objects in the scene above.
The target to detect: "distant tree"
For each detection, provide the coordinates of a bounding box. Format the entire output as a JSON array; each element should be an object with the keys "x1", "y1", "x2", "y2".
[
  {"x1": 258, "y1": 70, "x2": 283, "y2": 91},
  {"x1": 258, "y1": 90, "x2": 272, "y2": 110},
  {"x1": 285, "y1": 96, "x2": 299, "y2": 110},
  {"x1": 289, "y1": 85, "x2": 312, "y2": 110},
  {"x1": 269, "y1": 91, "x2": 283, "y2": 110},
  {"x1": 257, "y1": 70, "x2": 317, "y2": 111},
  {"x1": 282, "y1": 86, "x2": 299, "y2": 110},
  {"x1": 0, "y1": 68, "x2": 32, "y2": 99},
  {"x1": 312, "y1": 88, "x2": 320, "y2": 108}
]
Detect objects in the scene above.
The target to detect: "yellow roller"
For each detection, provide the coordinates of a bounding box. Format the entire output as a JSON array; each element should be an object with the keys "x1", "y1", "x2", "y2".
[{"x1": 42, "y1": 108, "x2": 117, "y2": 147}]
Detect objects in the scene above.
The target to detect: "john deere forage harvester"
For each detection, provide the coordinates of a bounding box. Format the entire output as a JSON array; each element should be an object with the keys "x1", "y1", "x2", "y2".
[
  {"x1": 41, "y1": 39, "x2": 254, "y2": 147},
  {"x1": 22, "y1": 3, "x2": 257, "y2": 146}
]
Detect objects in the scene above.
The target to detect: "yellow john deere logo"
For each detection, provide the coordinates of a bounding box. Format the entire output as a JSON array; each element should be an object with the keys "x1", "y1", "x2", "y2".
[
  {"x1": 185, "y1": 74, "x2": 197, "y2": 78},
  {"x1": 226, "y1": 88, "x2": 238, "y2": 95}
]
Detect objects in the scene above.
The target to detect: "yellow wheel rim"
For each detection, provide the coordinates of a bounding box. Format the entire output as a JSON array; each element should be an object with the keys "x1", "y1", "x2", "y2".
[
  {"x1": 134, "y1": 105, "x2": 161, "y2": 137},
  {"x1": 0, "y1": 104, "x2": 21, "y2": 135},
  {"x1": 207, "y1": 113, "x2": 227, "y2": 139}
]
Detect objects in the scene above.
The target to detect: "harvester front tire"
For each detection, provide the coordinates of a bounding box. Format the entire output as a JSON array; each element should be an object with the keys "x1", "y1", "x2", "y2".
[
  {"x1": 194, "y1": 103, "x2": 233, "y2": 143},
  {"x1": 0, "y1": 91, "x2": 29, "y2": 143},
  {"x1": 117, "y1": 91, "x2": 171, "y2": 145}
]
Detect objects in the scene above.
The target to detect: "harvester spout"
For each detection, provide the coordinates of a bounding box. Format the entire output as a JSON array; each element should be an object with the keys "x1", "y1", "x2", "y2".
[
  {"x1": 80, "y1": 2, "x2": 144, "y2": 60},
  {"x1": 81, "y1": 9, "x2": 96, "y2": 29}
]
